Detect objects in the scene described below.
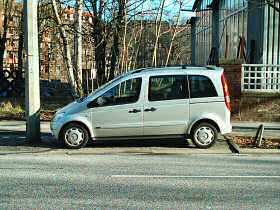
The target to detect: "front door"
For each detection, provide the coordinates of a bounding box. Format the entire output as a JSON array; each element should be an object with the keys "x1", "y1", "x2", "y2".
[
  {"x1": 143, "y1": 75, "x2": 189, "y2": 136},
  {"x1": 89, "y1": 77, "x2": 143, "y2": 137}
]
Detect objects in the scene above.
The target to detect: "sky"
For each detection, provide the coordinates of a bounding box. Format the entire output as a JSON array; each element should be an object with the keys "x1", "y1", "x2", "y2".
[{"x1": 145, "y1": 0, "x2": 196, "y2": 24}]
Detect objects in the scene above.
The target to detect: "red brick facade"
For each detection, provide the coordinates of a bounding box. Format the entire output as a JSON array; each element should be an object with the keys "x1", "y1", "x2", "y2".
[{"x1": 220, "y1": 64, "x2": 242, "y2": 98}]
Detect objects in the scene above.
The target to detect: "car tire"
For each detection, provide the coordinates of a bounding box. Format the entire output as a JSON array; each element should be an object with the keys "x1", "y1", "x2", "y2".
[
  {"x1": 60, "y1": 123, "x2": 89, "y2": 149},
  {"x1": 191, "y1": 122, "x2": 217, "y2": 149}
]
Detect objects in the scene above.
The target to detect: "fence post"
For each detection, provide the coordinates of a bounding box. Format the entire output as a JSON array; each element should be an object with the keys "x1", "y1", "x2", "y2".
[{"x1": 241, "y1": 64, "x2": 245, "y2": 92}]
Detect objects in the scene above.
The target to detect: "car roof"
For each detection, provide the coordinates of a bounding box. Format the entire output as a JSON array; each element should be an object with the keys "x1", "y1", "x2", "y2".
[{"x1": 127, "y1": 65, "x2": 223, "y2": 76}]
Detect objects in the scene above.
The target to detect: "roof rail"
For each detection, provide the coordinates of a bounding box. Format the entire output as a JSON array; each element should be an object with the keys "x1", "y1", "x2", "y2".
[
  {"x1": 130, "y1": 67, "x2": 154, "y2": 74},
  {"x1": 129, "y1": 65, "x2": 217, "y2": 73},
  {"x1": 206, "y1": 65, "x2": 218, "y2": 70}
]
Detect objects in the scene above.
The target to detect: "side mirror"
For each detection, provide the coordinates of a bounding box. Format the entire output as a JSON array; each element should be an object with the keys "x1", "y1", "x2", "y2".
[
  {"x1": 87, "y1": 100, "x2": 98, "y2": 108},
  {"x1": 87, "y1": 97, "x2": 111, "y2": 108}
]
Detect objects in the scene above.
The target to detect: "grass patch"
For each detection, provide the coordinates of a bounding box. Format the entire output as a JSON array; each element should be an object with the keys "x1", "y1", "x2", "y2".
[
  {"x1": 0, "y1": 101, "x2": 24, "y2": 113},
  {"x1": 0, "y1": 100, "x2": 25, "y2": 120},
  {"x1": 0, "y1": 97, "x2": 72, "y2": 121}
]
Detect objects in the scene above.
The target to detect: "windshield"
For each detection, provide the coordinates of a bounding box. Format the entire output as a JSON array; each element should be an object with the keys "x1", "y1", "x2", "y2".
[{"x1": 76, "y1": 73, "x2": 126, "y2": 103}]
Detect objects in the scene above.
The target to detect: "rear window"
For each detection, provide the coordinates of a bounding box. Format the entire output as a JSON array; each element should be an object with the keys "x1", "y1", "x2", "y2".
[
  {"x1": 189, "y1": 75, "x2": 218, "y2": 98},
  {"x1": 149, "y1": 75, "x2": 187, "y2": 101}
]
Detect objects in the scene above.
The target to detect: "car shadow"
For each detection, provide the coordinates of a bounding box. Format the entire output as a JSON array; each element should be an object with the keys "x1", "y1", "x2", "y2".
[
  {"x1": 0, "y1": 129, "x2": 196, "y2": 149},
  {"x1": 0, "y1": 130, "x2": 61, "y2": 148},
  {"x1": 88, "y1": 138, "x2": 195, "y2": 148}
]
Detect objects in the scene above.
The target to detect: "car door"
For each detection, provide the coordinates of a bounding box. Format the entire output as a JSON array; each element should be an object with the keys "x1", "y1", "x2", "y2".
[
  {"x1": 143, "y1": 74, "x2": 190, "y2": 136},
  {"x1": 88, "y1": 77, "x2": 143, "y2": 137}
]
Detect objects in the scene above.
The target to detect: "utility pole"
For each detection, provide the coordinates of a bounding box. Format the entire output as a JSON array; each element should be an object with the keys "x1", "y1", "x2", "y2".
[{"x1": 24, "y1": 0, "x2": 41, "y2": 143}]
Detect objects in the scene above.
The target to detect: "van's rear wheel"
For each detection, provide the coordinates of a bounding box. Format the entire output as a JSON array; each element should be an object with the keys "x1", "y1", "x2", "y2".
[
  {"x1": 60, "y1": 123, "x2": 89, "y2": 149},
  {"x1": 191, "y1": 122, "x2": 217, "y2": 149}
]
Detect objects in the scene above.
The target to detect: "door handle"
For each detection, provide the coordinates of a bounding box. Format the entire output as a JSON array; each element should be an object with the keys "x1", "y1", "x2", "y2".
[
  {"x1": 128, "y1": 109, "x2": 141, "y2": 113},
  {"x1": 144, "y1": 107, "x2": 157, "y2": 112}
]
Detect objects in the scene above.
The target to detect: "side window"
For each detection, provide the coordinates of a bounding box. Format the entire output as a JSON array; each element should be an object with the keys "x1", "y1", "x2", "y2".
[
  {"x1": 148, "y1": 75, "x2": 187, "y2": 101},
  {"x1": 94, "y1": 77, "x2": 142, "y2": 107},
  {"x1": 189, "y1": 75, "x2": 218, "y2": 98}
]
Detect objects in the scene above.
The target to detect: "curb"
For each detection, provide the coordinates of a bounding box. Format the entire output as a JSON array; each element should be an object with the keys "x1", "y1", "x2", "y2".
[
  {"x1": 233, "y1": 126, "x2": 280, "y2": 131},
  {"x1": 224, "y1": 136, "x2": 240, "y2": 154}
]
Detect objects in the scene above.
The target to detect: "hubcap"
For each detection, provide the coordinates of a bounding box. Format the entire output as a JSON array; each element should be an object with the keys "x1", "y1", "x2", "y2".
[
  {"x1": 65, "y1": 127, "x2": 84, "y2": 146},
  {"x1": 195, "y1": 126, "x2": 214, "y2": 146}
]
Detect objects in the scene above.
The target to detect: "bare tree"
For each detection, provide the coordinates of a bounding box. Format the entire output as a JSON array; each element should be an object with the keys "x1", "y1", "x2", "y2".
[
  {"x1": 84, "y1": 0, "x2": 108, "y2": 86},
  {"x1": 74, "y1": 0, "x2": 83, "y2": 86},
  {"x1": 51, "y1": 0, "x2": 78, "y2": 97},
  {"x1": 165, "y1": 0, "x2": 186, "y2": 66},
  {"x1": 17, "y1": 7, "x2": 24, "y2": 73},
  {"x1": 109, "y1": 0, "x2": 126, "y2": 80},
  {"x1": 0, "y1": 0, "x2": 15, "y2": 70},
  {"x1": 120, "y1": 0, "x2": 128, "y2": 73},
  {"x1": 152, "y1": 0, "x2": 165, "y2": 67}
]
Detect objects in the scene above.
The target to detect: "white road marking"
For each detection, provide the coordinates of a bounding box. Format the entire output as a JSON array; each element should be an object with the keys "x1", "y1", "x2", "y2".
[{"x1": 112, "y1": 175, "x2": 280, "y2": 179}]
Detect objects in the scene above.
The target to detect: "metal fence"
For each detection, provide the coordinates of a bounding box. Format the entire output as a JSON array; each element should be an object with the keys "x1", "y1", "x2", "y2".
[
  {"x1": 0, "y1": 67, "x2": 25, "y2": 97},
  {"x1": 241, "y1": 64, "x2": 280, "y2": 92}
]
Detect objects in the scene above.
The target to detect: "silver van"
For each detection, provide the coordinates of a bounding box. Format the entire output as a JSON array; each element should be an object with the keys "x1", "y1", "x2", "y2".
[{"x1": 51, "y1": 66, "x2": 232, "y2": 149}]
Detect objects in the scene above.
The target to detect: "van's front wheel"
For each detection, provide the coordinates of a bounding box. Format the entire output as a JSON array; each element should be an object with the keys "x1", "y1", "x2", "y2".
[
  {"x1": 191, "y1": 122, "x2": 217, "y2": 149},
  {"x1": 60, "y1": 123, "x2": 89, "y2": 149}
]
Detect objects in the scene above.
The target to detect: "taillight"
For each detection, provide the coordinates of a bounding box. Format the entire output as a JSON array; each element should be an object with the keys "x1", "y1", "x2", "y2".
[{"x1": 221, "y1": 73, "x2": 231, "y2": 112}]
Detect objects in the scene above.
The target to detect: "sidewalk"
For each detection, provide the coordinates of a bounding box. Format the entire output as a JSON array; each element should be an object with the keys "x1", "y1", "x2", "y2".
[
  {"x1": 232, "y1": 121, "x2": 280, "y2": 130},
  {"x1": 231, "y1": 121, "x2": 280, "y2": 139},
  {"x1": 0, "y1": 120, "x2": 279, "y2": 155}
]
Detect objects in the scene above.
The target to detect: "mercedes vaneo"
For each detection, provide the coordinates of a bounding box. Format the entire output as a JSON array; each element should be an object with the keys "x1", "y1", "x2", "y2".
[{"x1": 51, "y1": 66, "x2": 232, "y2": 149}]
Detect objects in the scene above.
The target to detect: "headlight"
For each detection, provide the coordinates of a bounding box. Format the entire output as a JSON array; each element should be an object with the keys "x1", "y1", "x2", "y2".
[{"x1": 53, "y1": 112, "x2": 65, "y2": 121}]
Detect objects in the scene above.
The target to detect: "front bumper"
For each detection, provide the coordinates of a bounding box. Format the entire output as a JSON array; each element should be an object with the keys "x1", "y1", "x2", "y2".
[{"x1": 50, "y1": 120, "x2": 60, "y2": 139}]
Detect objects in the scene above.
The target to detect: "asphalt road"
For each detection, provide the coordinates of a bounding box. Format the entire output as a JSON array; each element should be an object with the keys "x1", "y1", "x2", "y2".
[{"x1": 0, "y1": 153, "x2": 280, "y2": 210}]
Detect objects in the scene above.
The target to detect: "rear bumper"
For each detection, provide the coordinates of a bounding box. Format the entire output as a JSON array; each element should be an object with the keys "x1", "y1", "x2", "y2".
[{"x1": 220, "y1": 124, "x2": 232, "y2": 134}]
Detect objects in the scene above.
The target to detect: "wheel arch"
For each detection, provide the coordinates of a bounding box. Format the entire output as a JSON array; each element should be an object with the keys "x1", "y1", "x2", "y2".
[
  {"x1": 59, "y1": 121, "x2": 92, "y2": 140},
  {"x1": 188, "y1": 118, "x2": 221, "y2": 135}
]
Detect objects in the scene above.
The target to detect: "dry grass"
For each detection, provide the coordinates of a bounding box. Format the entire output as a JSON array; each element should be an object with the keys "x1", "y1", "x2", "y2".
[
  {"x1": 232, "y1": 96, "x2": 280, "y2": 122},
  {"x1": 233, "y1": 136, "x2": 280, "y2": 149},
  {"x1": 0, "y1": 97, "x2": 71, "y2": 121},
  {"x1": 0, "y1": 100, "x2": 25, "y2": 120}
]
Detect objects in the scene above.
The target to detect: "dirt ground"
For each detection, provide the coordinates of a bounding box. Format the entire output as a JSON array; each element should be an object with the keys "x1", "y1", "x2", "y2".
[
  {"x1": 233, "y1": 136, "x2": 280, "y2": 149},
  {"x1": 231, "y1": 96, "x2": 280, "y2": 122},
  {"x1": 0, "y1": 97, "x2": 71, "y2": 121}
]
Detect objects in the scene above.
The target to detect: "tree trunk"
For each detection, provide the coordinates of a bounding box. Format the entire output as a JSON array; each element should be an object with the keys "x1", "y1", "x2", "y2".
[
  {"x1": 74, "y1": 0, "x2": 84, "y2": 96},
  {"x1": 0, "y1": 0, "x2": 13, "y2": 70},
  {"x1": 152, "y1": 0, "x2": 165, "y2": 67},
  {"x1": 120, "y1": 0, "x2": 128, "y2": 73},
  {"x1": 94, "y1": 33, "x2": 106, "y2": 86},
  {"x1": 18, "y1": 8, "x2": 24, "y2": 73},
  {"x1": 109, "y1": 0, "x2": 125, "y2": 80},
  {"x1": 165, "y1": 1, "x2": 182, "y2": 66},
  {"x1": 51, "y1": 0, "x2": 77, "y2": 97},
  {"x1": 109, "y1": 32, "x2": 119, "y2": 81}
]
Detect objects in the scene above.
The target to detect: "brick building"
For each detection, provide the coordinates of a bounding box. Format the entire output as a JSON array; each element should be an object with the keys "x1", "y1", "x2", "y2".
[
  {"x1": 0, "y1": 0, "x2": 21, "y2": 69},
  {"x1": 39, "y1": 6, "x2": 96, "y2": 84}
]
